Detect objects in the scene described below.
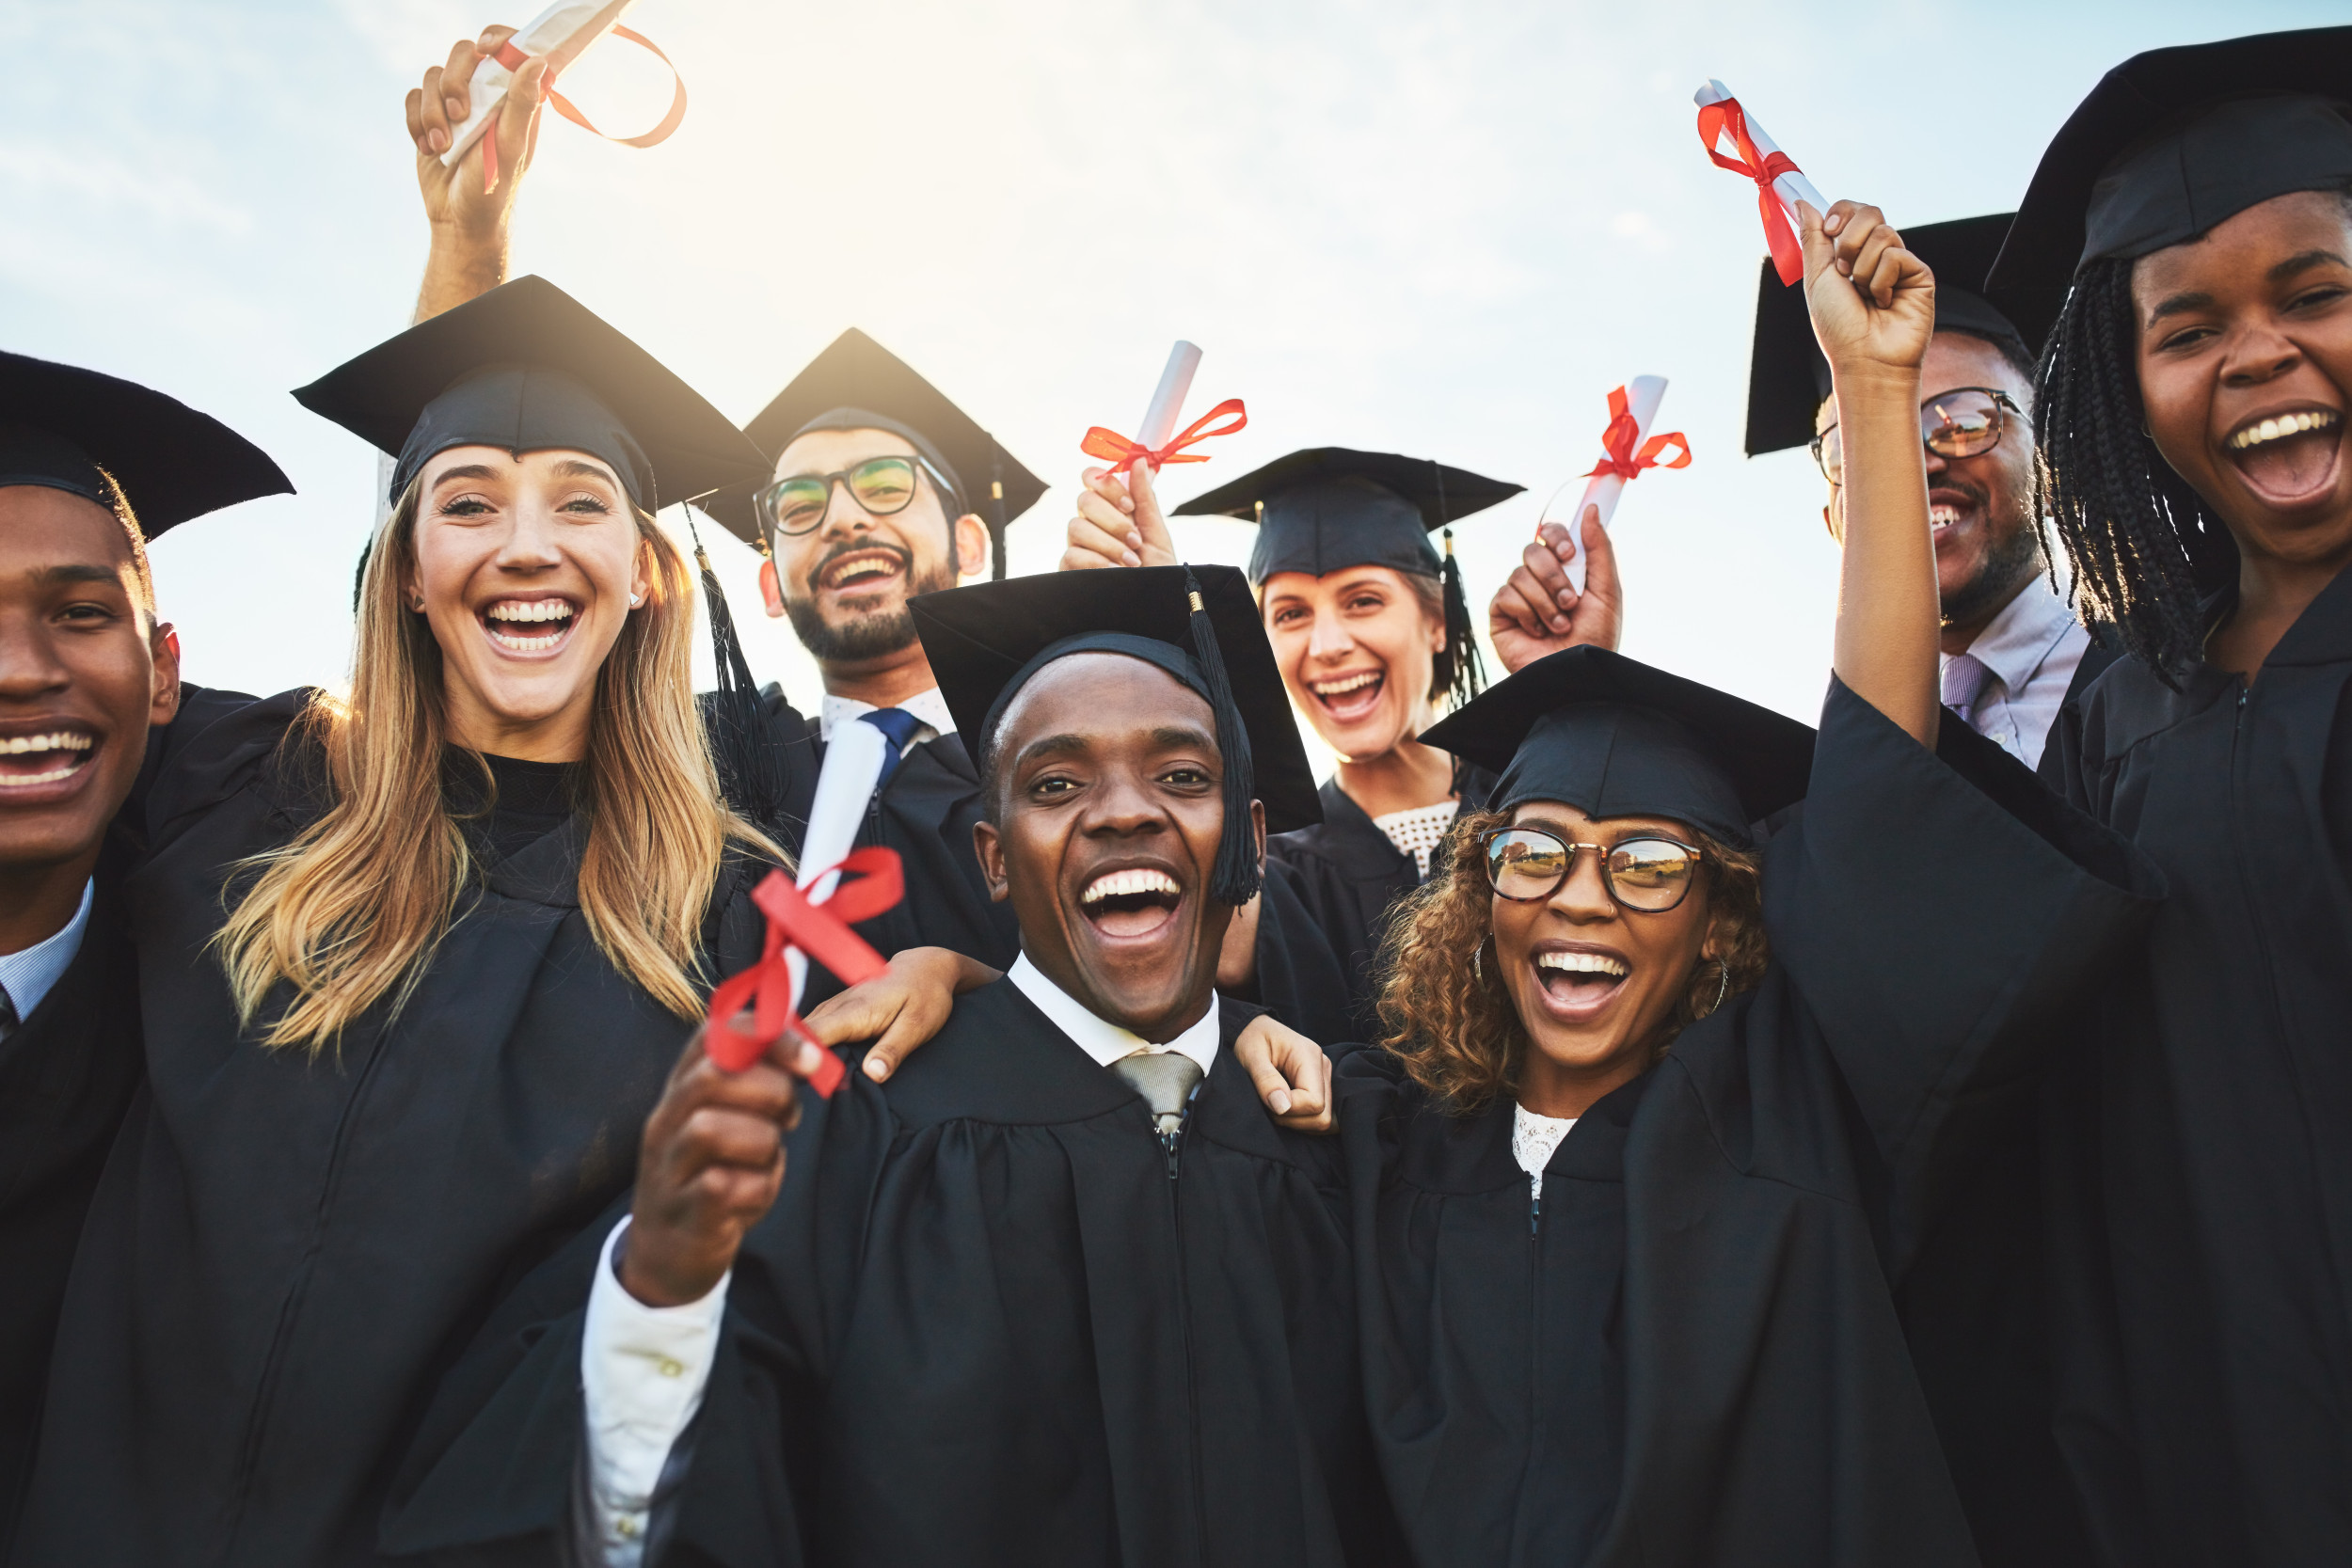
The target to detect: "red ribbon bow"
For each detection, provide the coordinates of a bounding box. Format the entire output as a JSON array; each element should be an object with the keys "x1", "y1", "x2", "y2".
[
  {"x1": 480, "y1": 27, "x2": 689, "y2": 195},
  {"x1": 1696, "y1": 95, "x2": 1806, "y2": 286},
  {"x1": 1081, "y1": 398, "x2": 1248, "y2": 477},
  {"x1": 1581, "y1": 386, "x2": 1692, "y2": 483},
  {"x1": 702, "y1": 848, "x2": 906, "y2": 1089}
]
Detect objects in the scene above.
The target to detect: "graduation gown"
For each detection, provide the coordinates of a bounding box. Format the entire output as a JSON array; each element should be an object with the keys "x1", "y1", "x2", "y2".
[
  {"x1": 11, "y1": 689, "x2": 772, "y2": 1568},
  {"x1": 2043, "y1": 565, "x2": 2352, "y2": 1566},
  {"x1": 382, "y1": 984, "x2": 1406, "y2": 1568},
  {"x1": 1342, "y1": 678, "x2": 2160, "y2": 1568},
  {"x1": 758, "y1": 690, "x2": 1020, "y2": 1012},
  {"x1": 0, "y1": 864, "x2": 143, "y2": 1556}
]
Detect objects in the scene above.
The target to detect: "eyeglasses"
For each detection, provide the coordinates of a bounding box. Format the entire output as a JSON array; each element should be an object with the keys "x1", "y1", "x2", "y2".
[
  {"x1": 1812, "y1": 387, "x2": 2025, "y2": 486},
  {"x1": 755, "y1": 454, "x2": 958, "y2": 538},
  {"x1": 1481, "y1": 826, "x2": 1705, "y2": 913}
]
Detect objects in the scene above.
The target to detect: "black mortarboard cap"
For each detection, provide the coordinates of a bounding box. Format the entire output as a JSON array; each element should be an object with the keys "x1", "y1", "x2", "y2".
[
  {"x1": 909, "y1": 563, "x2": 1320, "y2": 905},
  {"x1": 1173, "y1": 447, "x2": 1522, "y2": 581},
  {"x1": 1420, "y1": 645, "x2": 1815, "y2": 850},
  {"x1": 0, "y1": 350, "x2": 292, "y2": 537},
  {"x1": 292, "y1": 275, "x2": 770, "y2": 513},
  {"x1": 1986, "y1": 27, "x2": 2352, "y2": 350},
  {"x1": 701, "y1": 328, "x2": 1045, "y2": 578},
  {"x1": 1745, "y1": 213, "x2": 2030, "y2": 456}
]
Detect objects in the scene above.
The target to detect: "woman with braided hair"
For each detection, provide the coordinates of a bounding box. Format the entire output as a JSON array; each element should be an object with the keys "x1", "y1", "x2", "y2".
[{"x1": 1982, "y1": 25, "x2": 2352, "y2": 1565}]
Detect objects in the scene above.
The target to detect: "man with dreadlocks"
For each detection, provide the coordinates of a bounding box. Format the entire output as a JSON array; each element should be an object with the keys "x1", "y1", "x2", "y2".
[{"x1": 1979, "y1": 25, "x2": 2352, "y2": 1566}]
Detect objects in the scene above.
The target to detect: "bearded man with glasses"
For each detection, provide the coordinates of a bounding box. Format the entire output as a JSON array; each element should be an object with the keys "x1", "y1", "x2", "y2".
[{"x1": 1753, "y1": 214, "x2": 2117, "y2": 778}]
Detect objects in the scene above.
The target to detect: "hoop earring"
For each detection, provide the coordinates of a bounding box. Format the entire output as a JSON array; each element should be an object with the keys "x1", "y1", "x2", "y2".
[{"x1": 1708, "y1": 959, "x2": 1731, "y2": 1016}]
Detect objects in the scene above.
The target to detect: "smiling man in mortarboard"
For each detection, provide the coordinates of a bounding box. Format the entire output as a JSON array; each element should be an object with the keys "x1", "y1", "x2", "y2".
[
  {"x1": 0, "y1": 354, "x2": 288, "y2": 1555},
  {"x1": 381, "y1": 566, "x2": 1402, "y2": 1568}
]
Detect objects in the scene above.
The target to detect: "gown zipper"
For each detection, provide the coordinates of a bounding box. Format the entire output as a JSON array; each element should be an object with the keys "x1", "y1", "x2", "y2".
[{"x1": 1164, "y1": 1113, "x2": 1211, "y2": 1566}]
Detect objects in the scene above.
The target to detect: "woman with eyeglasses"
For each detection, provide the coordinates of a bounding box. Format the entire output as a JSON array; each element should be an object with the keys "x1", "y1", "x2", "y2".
[
  {"x1": 1977, "y1": 29, "x2": 2352, "y2": 1562},
  {"x1": 1327, "y1": 200, "x2": 2159, "y2": 1567}
]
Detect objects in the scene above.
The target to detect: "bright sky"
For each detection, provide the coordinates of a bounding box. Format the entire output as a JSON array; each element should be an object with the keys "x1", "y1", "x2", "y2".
[{"x1": 3, "y1": 0, "x2": 2336, "y2": 749}]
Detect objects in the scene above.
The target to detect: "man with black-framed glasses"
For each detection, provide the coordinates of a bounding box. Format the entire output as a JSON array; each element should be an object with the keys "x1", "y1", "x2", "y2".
[{"x1": 1750, "y1": 213, "x2": 2115, "y2": 777}]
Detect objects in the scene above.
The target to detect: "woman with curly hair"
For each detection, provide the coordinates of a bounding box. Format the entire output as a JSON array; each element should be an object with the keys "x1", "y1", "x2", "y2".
[
  {"x1": 1979, "y1": 28, "x2": 2352, "y2": 1563},
  {"x1": 1333, "y1": 197, "x2": 2161, "y2": 1568}
]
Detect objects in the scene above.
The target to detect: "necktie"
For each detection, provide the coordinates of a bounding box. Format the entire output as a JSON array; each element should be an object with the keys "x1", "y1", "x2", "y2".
[
  {"x1": 1941, "y1": 652, "x2": 1995, "y2": 726},
  {"x1": 1109, "y1": 1050, "x2": 1203, "y2": 1141},
  {"x1": 858, "y1": 707, "x2": 923, "y2": 798},
  {"x1": 0, "y1": 984, "x2": 17, "y2": 1044}
]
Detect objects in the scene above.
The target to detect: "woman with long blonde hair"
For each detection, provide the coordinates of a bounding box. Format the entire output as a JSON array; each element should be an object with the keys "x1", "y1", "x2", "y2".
[
  {"x1": 15, "y1": 278, "x2": 802, "y2": 1568},
  {"x1": 1331, "y1": 204, "x2": 2161, "y2": 1567}
]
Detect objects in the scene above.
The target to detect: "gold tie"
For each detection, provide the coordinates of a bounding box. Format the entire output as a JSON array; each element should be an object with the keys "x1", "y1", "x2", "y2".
[{"x1": 1109, "y1": 1050, "x2": 1203, "y2": 1140}]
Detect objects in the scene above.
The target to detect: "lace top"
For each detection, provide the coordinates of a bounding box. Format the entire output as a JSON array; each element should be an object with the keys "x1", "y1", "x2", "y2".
[{"x1": 1371, "y1": 799, "x2": 1460, "y2": 879}]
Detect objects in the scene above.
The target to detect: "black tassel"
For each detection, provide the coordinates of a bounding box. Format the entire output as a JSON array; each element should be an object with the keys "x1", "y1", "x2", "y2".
[
  {"x1": 685, "y1": 509, "x2": 787, "y2": 829},
  {"x1": 1181, "y1": 566, "x2": 1263, "y2": 906},
  {"x1": 351, "y1": 541, "x2": 373, "y2": 616},
  {"x1": 990, "y1": 444, "x2": 1009, "y2": 581},
  {"x1": 1439, "y1": 527, "x2": 1486, "y2": 708}
]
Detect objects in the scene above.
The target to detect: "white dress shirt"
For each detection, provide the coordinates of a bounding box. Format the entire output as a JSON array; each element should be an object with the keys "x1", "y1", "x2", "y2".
[
  {"x1": 815, "y1": 685, "x2": 956, "y2": 745},
  {"x1": 577, "y1": 953, "x2": 1218, "y2": 1566},
  {"x1": 0, "y1": 877, "x2": 93, "y2": 1023},
  {"x1": 1941, "y1": 578, "x2": 2090, "y2": 771},
  {"x1": 1512, "y1": 1104, "x2": 1578, "y2": 1200}
]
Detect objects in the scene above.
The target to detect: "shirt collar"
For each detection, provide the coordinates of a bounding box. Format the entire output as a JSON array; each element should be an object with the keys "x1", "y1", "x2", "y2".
[
  {"x1": 0, "y1": 878, "x2": 94, "y2": 1022},
  {"x1": 1950, "y1": 577, "x2": 2078, "y2": 699},
  {"x1": 818, "y1": 685, "x2": 957, "y2": 744},
  {"x1": 1006, "y1": 953, "x2": 1221, "y2": 1077}
]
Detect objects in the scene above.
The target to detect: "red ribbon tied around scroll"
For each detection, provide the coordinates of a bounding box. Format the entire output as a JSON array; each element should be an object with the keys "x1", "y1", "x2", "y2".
[
  {"x1": 481, "y1": 28, "x2": 690, "y2": 195},
  {"x1": 1696, "y1": 95, "x2": 1806, "y2": 286},
  {"x1": 1582, "y1": 386, "x2": 1692, "y2": 483},
  {"x1": 702, "y1": 848, "x2": 905, "y2": 1090},
  {"x1": 1081, "y1": 399, "x2": 1249, "y2": 477}
]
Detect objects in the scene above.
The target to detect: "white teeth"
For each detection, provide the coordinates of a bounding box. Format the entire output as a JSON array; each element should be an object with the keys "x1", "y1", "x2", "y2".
[
  {"x1": 0, "y1": 763, "x2": 85, "y2": 787},
  {"x1": 485, "y1": 599, "x2": 575, "y2": 624},
  {"x1": 1536, "y1": 950, "x2": 1629, "y2": 978},
  {"x1": 1311, "y1": 672, "x2": 1381, "y2": 696},
  {"x1": 1082, "y1": 867, "x2": 1182, "y2": 904},
  {"x1": 488, "y1": 627, "x2": 567, "y2": 652},
  {"x1": 2231, "y1": 410, "x2": 2342, "y2": 451},
  {"x1": 829, "y1": 557, "x2": 898, "y2": 587},
  {"x1": 0, "y1": 732, "x2": 93, "y2": 754},
  {"x1": 1930, "y1": 504, "x2": 1961, "y2": 527}
]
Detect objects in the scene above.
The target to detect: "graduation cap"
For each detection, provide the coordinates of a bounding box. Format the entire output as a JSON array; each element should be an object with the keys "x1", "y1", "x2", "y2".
[
  {"x1": 0, "y1": 350, "x2": 292, "y2": 537},
  {"x1": 293, "y1": 276, "x2": 784, "y2": 822},
  {"x1": 1745, "y1": 214, "x2": 2030, "y2": 457},
  {"x1": 908, "y1": 563, "x2": 1321, "y2": 905},
  {"x1": 1420, "y1": 645, "x2": 1815, "y2": 850},
  {"x1": 1173, "y1": 447, "x2": 1523, "y2": 706},
  {"x1": 1985, "y1": 26, "x2": 2352, "y2": 350},
  {"x1": 699, "y1": 328, "x2": 1046, "y2": 580}
]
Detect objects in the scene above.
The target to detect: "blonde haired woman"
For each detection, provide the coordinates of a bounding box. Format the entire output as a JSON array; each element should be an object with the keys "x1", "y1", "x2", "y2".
[{"x1": 15, "y1": 280, "x2": 818, "y2": 1568}]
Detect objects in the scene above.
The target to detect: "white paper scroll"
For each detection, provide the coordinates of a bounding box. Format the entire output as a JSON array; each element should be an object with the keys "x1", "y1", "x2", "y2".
[
  {"x1": 1122, "y1": 340, "x2": 1201, "y2": 520},
  {"x1": 440, "y1": 0, "x2": 641, "y2": 169},
  {"x1": 1545, "y1": 375, "x2": 1669, "y2": 596},
  {"x1": 1692, "y1": 79, "x2": 1828, "y2": 231}
]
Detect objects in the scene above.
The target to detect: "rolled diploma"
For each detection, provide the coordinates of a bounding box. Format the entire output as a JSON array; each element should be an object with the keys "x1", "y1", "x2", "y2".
[
  {"x1": 1123, "y1": 341, "x2": 1200, "y2": 515},
  {"x1": 1562, "y1": 375, "x2": 1667, "y2": 595},
  {"x1": 440, "y1": 0, "x2": 640, "y2": 168},
  {"x1": 1693, "y1": 80, "x2": 1827, "y2": 228},
  {"x1": 781, "y1": 717, "x2": 895, "y2": 1015}
]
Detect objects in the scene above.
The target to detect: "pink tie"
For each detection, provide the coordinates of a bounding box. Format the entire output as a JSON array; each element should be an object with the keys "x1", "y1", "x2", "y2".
[{"x1": 1941, "y1": 653, "x2": 1994, "y2": 725}]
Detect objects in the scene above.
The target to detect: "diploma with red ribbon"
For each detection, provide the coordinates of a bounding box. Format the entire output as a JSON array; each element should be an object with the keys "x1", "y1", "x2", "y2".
[
  {"x1": 441, "y1": 0, "x2": 690, "y2": 196},
  {"x1": 703, "y1": 849, "x2": 905, "y2": 1090},
  {"x1": 1543, "y1": 377, "x2": 1690, "y2": 595},
  {"x1": 1693, "y1": 80, "x2": 1829, "y2": 287},
  {"x1": 1082, "y1": 341, "x2": 1247, "y2": 479}
]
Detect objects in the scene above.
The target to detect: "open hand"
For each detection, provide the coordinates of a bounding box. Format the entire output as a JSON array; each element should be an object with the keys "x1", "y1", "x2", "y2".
[
  {"x1": 622, "y1": 1022, "x2": 827, "y2": 1307},
  {"x1": 801, "y1": 945, "x2": 1002, "y2": 1085},
  {"x1": 1062, "y1": 465, "x2": 1179, "y2": 570},
  {"x1": 1232, "y1": 1014, "x2": 1336, "y2": 1133},
  {"x1": 407, "y1": 26, "x2": 548, "y2": 245},
  {"x1": 1489, "y1": 506, "x2": 1623, "y2": 673},
  {"x1": 1801, "y1": 200, "x2": 1934, "y2": 388}
]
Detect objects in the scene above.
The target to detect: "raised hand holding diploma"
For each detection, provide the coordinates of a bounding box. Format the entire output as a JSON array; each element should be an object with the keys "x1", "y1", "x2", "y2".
[
  {"x1": 1694, "y1": 80, "x2": 1829, "y2": 286},
  {"x1": 1546, "y1": 375, "x2": 1690, "y2": 595},
  {"x1": 1066, "y1": 341, "x2": 1248, "y2": 570}
]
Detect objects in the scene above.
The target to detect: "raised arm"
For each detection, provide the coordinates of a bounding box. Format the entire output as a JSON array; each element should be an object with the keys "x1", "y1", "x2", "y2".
[
  {"x1": 404, "y1": 25, "x2": 548, "y2": 323},
  {"x1": 1801, "y1": 200, "x2": 1939, "y2": 746}
]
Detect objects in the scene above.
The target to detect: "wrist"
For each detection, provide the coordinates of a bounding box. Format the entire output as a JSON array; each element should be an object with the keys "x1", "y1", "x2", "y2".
[
  {"x1": 617, "y1": 1219, "x2": 723, "y2": 1309},
  {"x1": 1827, "y1": 362, "x2": 1922, "y2": 408}
]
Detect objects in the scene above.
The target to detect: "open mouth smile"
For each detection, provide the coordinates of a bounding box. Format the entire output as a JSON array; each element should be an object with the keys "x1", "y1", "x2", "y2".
[
  {"x1": 1078, "y1": 864, "x2": 1186, "y2": 942},
  {"x1": 0, "y1": 728, "x2": 97, "y2": 793},
  {"x1": 2225, "y1": 406, "x2": 2344, "y2": 506},
  {"x1": 819, "y1": 549, "x2": 908, "y2": 595},
  {"x1": 480, "y1": 596, "x2": 579, "y2": 657},
  {"x1": 1529, "y1": 944, "x2": 1630, "y2": 1024},
  {"x1": 1308, "y1": 668, "x2": 1386, "y2": 722}
]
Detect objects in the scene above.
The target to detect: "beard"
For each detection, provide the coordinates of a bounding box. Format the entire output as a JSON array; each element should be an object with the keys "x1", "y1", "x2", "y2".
[
  {"x1": 786, "y1": 542, "x2": 960, "y2": 662},
  {"x1": 1940, "y1": 481, "x2": 2047, "y2": 630}
]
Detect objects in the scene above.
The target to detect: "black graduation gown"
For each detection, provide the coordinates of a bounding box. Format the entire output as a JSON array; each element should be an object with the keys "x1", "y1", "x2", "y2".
[
  {"x1": 0, "y1": 863, "x2": 143, "y2": 1556},
  {"x1": 2043, "y1": 565, "x2": 2352, "y2": 1567},
  {"x1": 758, "y1": 691, "x2": 1020, "y2": 1013},
  {"x1": 10, "y1": 689, "x2": 771, "y2": 1568},
  {"x1": 381, "y1": 983, "x2": 1406, "y2": 1568},
  {"x1": 1341, "y1": 677, "x2": 2160, "y2": 1568}
]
